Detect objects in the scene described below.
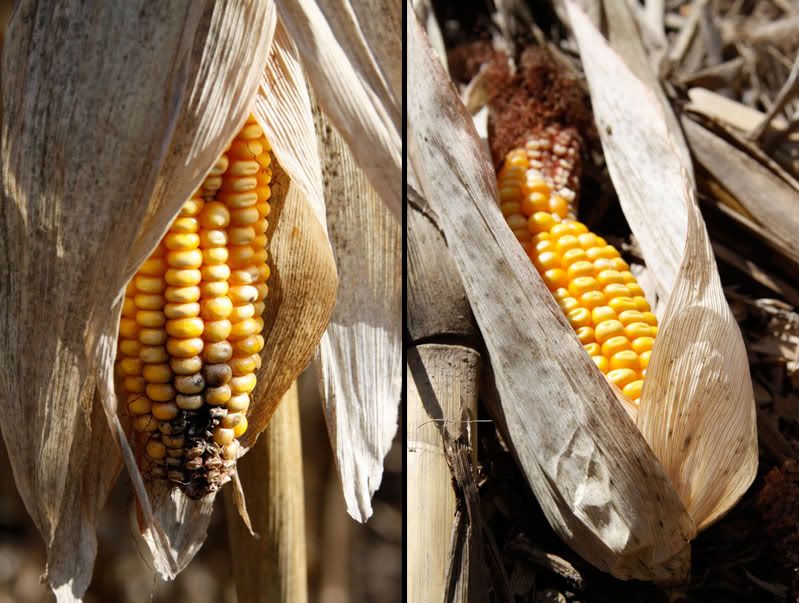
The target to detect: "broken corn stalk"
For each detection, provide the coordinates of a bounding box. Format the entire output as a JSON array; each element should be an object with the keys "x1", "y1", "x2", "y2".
[
  {"x1": 117, "y1": 115, "x2": 272, "y2": 499},
  {"x1": 497, "y1": 126, "x2": 656, "y2": 406}
]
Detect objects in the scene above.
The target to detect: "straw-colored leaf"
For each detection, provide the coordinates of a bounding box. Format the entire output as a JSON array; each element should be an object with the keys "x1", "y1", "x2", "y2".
[
  {"x1": 274, "y1": 0, "x2": 401, "y2": 218},
  {"x1": 254, "y1": 19, "x2": 328, "y2": 233},
  {"x1": 562, "y1": 1, "x2": 758, "y2": 531},
  {"x1": 408, "y1": 5, "x2": 694, "y2": 582},
  {"x1": 313, "y1": 108, "x2": 401, "y2": 522},
  {"x1": 0, "y1": 3, "x2": 208, "y2": 600}
]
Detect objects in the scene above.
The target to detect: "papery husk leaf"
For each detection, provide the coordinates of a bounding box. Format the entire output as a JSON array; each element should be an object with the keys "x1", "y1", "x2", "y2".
[
  {"x1": 240, "y1": 161, "x2": 338, "y2": 449},
  {"x1": 0, "y1": 3, "x2": 208, "y2": 600},
  {"x1": 313, "y1": 107, "x2": 401, "y2": 522},
  {"x1": 562, "y1": 2, "x2": 758, "y2": 531},
  {"x1": 253, "y1": 19, "x2": 327, "y2": 234},
  {"x1": 408, "y1": 7, "x2": 694, "y2": 582},
  {"x1": 274, "y1": 0, "x2": 401, "y2": 219}
]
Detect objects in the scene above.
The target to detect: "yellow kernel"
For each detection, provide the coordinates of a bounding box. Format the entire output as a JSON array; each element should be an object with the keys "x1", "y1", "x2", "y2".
[
  {"x1": 620, "y1": 271, "x2": 637, "y2": 284},
  {"x1": 591, "y1": 306, "x2": 616, "y2": 325},
  {"x1": 586, "y1": 245, "x2": 617, "y2": 261},
  {"x1": 164, "y1": 232, "x2": 200, "y2": 251},
  {"x1": 566, "y1": 261, "x2": 595, "y2": 280},
  {"x1": 146, "y1": 383, "x2": 176, "y2": 402},
  {"x1": 592, "y1": 356, "x2": 609, "y2": 372},
  {"x1": 553, "y1": 288, "x2": 570, "y2": 301},
  {"x1": 593, "y1": 258, "x2": 616, "y2": 272},
  {"x1": 166, "y1": 337, "x2": 204, "y2": 358},
  {"x1": 227, "y1": 393, "x2": 251, "y2": 412},
  {"x1": 633, "y1": 296, "x2": 651, "y2": 312},
  {"x1": 584, "y1": 342, "x2": 600, "y2": 356},
  {"x1": 631, "y1": 336, "x2": 654, "y2": 354},
  {"x1": 617, "y1": 310, "x2": 644, "y2": 325},
  {"x1": 513, "y1": 229, "x2": 532, "y2": 243},
  {"x1": 200, "y1": 229, "x2": 228, "y2": 248},
  {"x1": 567, "y1": 221, "x2": 588, "y2": 235},
  {"x1": 134, "y1": 293, "x2": 165, "y2": 310},
  {"x1": 204, "y1": 341, "x2": 233, "y2": 363},
  {"x1": 535, "y1": 239, "x2": 555, "y2": 253},
  {"x1": 201, "y1": 264, "x2": 231, "y2": 282},
  {"x1": 170, "y1": 217, "x2": 198, "y2": 234},
  {"x1": 164, "y1": 302, "x2": 200, "y2": 319},
  {"x1": 176, "y1": 394, "x2": 203, "y2": 410},
  {"x1": 640, "y1": 312, "x2": 657, "y2": 326},
  {"x1": 118, "y1": 318, "x2": 139, "y2": 339},
  {"x1": 180, "y1": 197, "x2": 205, "y2": 217},
  {"x1": 201, "y1": 281, "x2": 229, "y2": 298},
  {"x1": 559, "y1": 297, "x2": 580, "y2": 313},
  {"x1": 230, "y1": 373, "x2": 257, "y2": 394},
  {"x1": 229, "y1": 304, "x2": 255, "y2": 323},
  {"x1": 562, "y1": 248, "x2": 588, "y2": 267},
  {"x1": 597, "y1": 270, "x2": 624, "y2": 287},
  {"x1": 214, "y1": 427, "x2": 235, "y2": 446},
  {"x1": 567, "y1": 276, "x2": 598, "y2": 298},
  {"x1": 122, "y1": 296, "x2": 137, "y2": 318},
  {"x1": 624, "y1": 322, "x2": 654, "y2": 340},
  {"x1": 230, "y1": 318, "x2": 260, "y2": 340},
  {"x1": 607, "y1": 368, "x2": 638, "y2": 389},
  {"x1": 124, "y1": 376, "x2": 146, "y2": 393},
  {"x1": 595, "y1": 320, "x2": 624, "y2": 343},
  {"x1": 534, "y1": 251, "x2": 561, "y2": 271},
  {"x1": 199, "y1": 201, "x2": 230, "y2": 229},
  {"x1": 229, "y1": 285, "x2": 259, "y2": 305},
  {"x1": 165, "y1": 268, "x2": 202, "y2": 287},
  {"x1": 602, "y1": 283, "x2": 631, "y2": 299},
  {"x1": 133, "y1": 414, "x2": 159, "y2": 433},
  {"x1": 543, "y1": 269, "x2": 567, "y2": 291},
  {"x1": 139, "y1": 346, "x2": 168, "y2": 363},
  {"x1": 639, "y1": 350, "x2": 651, "y2": 370},
  {"x1": 229, "y1": 355, "x2": 258, "y2": 376},
  {"x1": 152, "y1": 402, "x2": 179, "y2": 421},
  {"x1": 118, "y1": 340, "x2": 141, "y2": 357},
  {"x1": 142, "y1": 364, "x2": 171, "y2": 384},
  {"x1": 204, "y1": 319, "x2": 232, "y2": 342},
  {"x1": 521, "y1": 192, "x2": 550, "y2": 216},
  {"x1": 201, "y1": 297, "x2": 233, "y2": 320},
  {"x1": 228, "y1": 245, "x2": 255, "y2": 268},
  {"x1": 580, "y1": 291, "x2": 606, "y2": 310},
  {"x1": 610, "y1": 350, "x2": 639, "y2": 371},
  {"x1": 577, "y1": 233, "x2": 599, "y2": 249},
  {"x1": 230, "y1": 207, "x2": 260, "y2": 226},
  {"x1": 165, "y1": 285, "x2": 201, "y2": 303},
  {"x1": 139, "y1": 257, "x2": 168, "y2": 276},
  {"x1": 528, "y1": 211, "x2": 557, "y2": 234},
  {"x1": 169, "y1": 355, "x2": 203, "y2": 375},
  {"x1": 549, "y1": 195, "x2": 568, "y2": 218},
  {"x1": 601, "y1": 335, "x2": 631, "y2": 358},
  {"x1": 118, "y1": 357, "x2": 142, "y2": 376},
  {"x1": 166, "y1": 317, "x2": 204, "y2": 338},
  {"x1": 166, "y1": 249, "x2": 202, "y2": 269},
  {"x1": 202, "y1": 247, "x2": 229, "y2": 265},
  {"x1": 576, "y1": 326, "x2": 595, "y2": 344},
  {"x1": 233, "y1": 334, "x2": 264, "y2": 356},
  {"x1": 232, "y1": 415, "x2": 248, "y2": 438},
  {"x1": 206, "y1": 385, "x2": 232, "y2": 405},
  {"x1": 146, "y1": 439, "x2": 166, "y2": 460},
  {"x1": 626, "y1": 282, "x2": 644, "y2": 297},
  {"x1": 567, "y1": 308, "x2": 592, "y2": 329},
  {"x1": 136, "y1": 310, "x2": 165, "y2": 328},
  {"x1": 138, "y1": 328, "x2": 167, "y2": 346},
  {"x1": 555, "y1": 235, "x2": 580, "y2": 255},
  {"x1": 608, "y1": 296, "x2": 638, "y2": 314},
  {"x1": 127, "y1": 394, "x2": 152, "y2": 415},
  {"x1": 134, "y1": 275, "x2": 166, "y2": 294},
  {"x1": 623, "y1": 380, "x2": 644, "y2": 400},
  {"x1": 522, "y1": 178, "x2": 550, "y2": 196}
]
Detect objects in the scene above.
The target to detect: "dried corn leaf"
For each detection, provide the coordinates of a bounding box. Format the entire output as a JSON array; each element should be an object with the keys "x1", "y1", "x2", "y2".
[
  {"x1": 314, "y1": 108, "x2": 401, "y2": 522},
  {"x1": 408, "y1": 7, "x2": 694, "y2": 582},
  {"x1": 254, "y1": 19, "x2": 327, "y2": 233},
  {"x1": 566, "y1": 0, "x2": 757, "y2": 531},
  {"x1": 274, "y1": 0, "x2": 401, "y2": 218},
  {"x1": 0, "y1": 3, "x2": 207, "y2": 600}
]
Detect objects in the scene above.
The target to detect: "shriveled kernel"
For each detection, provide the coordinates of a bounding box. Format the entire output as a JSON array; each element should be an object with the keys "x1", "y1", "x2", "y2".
[
  {"x1": 162, "y1": 434, "x2": 185, "y2": 449},
  {"x1": 214, "y1": 428, "x2": 235, "y2": 446},
  {"x1": 506, "y1": 214, "x2": 527, "y2": 230},
  {"x1": 223, "y1": 440, "x2": 241, "y2": 461}
]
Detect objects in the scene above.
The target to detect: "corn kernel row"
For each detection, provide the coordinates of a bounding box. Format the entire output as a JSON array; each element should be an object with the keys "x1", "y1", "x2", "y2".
[{"x1": 497, "y1": 133, "x2": 658, "y2": 405}]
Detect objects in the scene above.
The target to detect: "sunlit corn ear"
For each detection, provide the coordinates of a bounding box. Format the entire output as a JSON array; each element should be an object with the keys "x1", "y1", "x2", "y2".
[{"x1": 409, "y1": 0, "x2": 756, "y2": 583}]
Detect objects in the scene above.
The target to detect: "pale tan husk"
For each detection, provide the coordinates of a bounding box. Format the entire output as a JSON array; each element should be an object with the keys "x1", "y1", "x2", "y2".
[{"x1": 408, "y1": 0, "x2": 757, "y2": 582}]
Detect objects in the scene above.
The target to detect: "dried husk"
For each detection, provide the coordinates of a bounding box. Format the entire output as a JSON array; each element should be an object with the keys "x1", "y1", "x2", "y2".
[
  {"x1": 313, "y1": 107, "x2": 402, "y2": 522},
  {"x1": 409, "y1": 0, "x2": 755, "y2": 582},
  {"x1": 274, "y1": 0, "x2": 401, "y2": 219},
  {"x1": 564, "y1": 1, "x2": 758, "y2": 532}
]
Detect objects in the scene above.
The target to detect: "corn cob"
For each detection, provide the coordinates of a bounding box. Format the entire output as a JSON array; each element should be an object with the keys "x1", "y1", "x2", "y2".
[
  {"x1": 497, "y1": 125, "x2": 657, "y2": 405},
  {"x1": 117, "y1": 115, "x2": 271, "y2": 499}
]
